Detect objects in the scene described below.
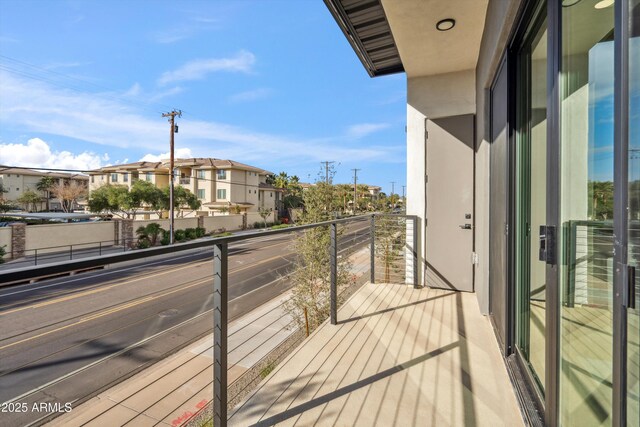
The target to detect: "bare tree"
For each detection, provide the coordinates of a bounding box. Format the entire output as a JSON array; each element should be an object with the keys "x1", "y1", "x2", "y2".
[{"x1": 50, "y1": 180, "x2": 87, "y2": 212}]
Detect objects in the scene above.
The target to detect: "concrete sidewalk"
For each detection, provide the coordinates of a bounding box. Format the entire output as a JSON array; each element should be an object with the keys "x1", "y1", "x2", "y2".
[{"x1": 47, "y1": 293, "x2": 296, "y2": 427}]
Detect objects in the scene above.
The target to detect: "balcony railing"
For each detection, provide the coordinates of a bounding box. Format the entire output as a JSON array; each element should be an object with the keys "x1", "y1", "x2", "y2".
[
  {"x1": 0, "y1": 214, "x2": 416, "y2": 426},
  {"x1": 179, "y1": 178, "x2": 191, "y2": 185}
]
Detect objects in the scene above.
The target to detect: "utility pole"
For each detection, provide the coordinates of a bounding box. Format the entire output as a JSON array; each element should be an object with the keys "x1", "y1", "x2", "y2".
[
  {"x1": 321, "y1": 161, "x2": 335, "y2": 184},
  {"x1": 351, "y1": 168, "x2": 360, "y2": 214},
  {"x1": 390, "y1": 181, "x2": 396, "y2": 208},
  {"x1": 162, "y1": 109, "x2": 182, "y2": 244}
]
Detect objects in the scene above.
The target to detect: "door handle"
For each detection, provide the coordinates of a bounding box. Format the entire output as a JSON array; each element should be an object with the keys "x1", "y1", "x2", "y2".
[{"x1": 459, "y1": 224, "x2": 472, "y2": 230}]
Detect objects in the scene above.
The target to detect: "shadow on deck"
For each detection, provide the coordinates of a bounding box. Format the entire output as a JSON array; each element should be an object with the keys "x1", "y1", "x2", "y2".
[{"x1": 229, "y1": 282, "x2": 524, "y2": 427}]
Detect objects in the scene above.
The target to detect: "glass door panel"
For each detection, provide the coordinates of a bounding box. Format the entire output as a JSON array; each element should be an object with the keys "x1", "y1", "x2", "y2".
[
  {"x1": 559, "y1": 1, "x2": 615, "y2": 425},
  {"x1": 627, "y1": 0, "x2": 640, "y2": 424},
  {"x1": 515, "y1": 12, "x2": 547, "y2": 394}
]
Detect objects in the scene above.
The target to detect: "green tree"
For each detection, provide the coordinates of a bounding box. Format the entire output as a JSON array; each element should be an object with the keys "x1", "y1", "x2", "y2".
[
  {"x1": 375, "y1": 211, "x2": 406, "y2": 282},
  {"x1": 258, "y1": 207, "x2": 271, "y2": 228},
  {"x1": 87, "y1": 184, "x2": 133, "y2": 218},
  {"x1": 36, "y1": 177, "x2": 56, "y2": 211},
  {"x1": 160, "y1": 186, "x2": 201, "y2": 217},
  {"x1": 272, "y1": 172, "x2": 303, "y2": 211},
  {"x1": 589, "y1": 181, "x2": 614, "y2": 220},
  {"x1": 283, "y1": 179, "x2": 355, "y2": 332},
  {"x1": 17, "y1": 190, "x2": 42, "y2": 212},
  {"x1": 136, "y1": 222, "x2": 165, "y2": 247}
]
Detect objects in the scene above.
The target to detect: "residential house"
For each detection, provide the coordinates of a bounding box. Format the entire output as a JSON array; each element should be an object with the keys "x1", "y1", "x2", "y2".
[
  {"x1": 0, "y1": 166, "x2": 89, "y2": 211},
  {"x1": 88, "y1": 158, "x2": 279, "y2": 217}
]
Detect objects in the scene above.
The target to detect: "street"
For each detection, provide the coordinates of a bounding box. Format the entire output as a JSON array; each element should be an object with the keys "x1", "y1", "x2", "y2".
[{"x1": 0, "y1": 219, "x2": 370, "y2": 426}]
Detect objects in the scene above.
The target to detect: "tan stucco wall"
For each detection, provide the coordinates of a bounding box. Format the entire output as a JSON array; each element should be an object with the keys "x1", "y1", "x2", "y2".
[
  {"x1": 0, "y1": 227, "x2": 11, "y2": 257},
  {"x1": 202, "y1": 215, "x2": 244, "y2": 233},
  {"x1": 24, "y1": 221, "x2": 115, "y2": 253}
]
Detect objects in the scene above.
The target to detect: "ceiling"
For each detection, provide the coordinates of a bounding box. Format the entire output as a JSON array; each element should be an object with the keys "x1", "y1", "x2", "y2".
[
  {"x1": 325, "y1": 0, "x2": 489, "y2": 78},
  {"x1": 380, "y1": 0, "x2": 489, "y2": 78}
]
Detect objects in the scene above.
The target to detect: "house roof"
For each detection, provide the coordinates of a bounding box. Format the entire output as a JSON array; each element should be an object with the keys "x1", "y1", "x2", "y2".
[
  {"x1": 324, "y1": 0, "x2": 403, "y2": 77},
  {"x1": 202, "y1": 201, "x2": 255, "y2": 208},
  {"x1": 89, "y1": 158, "x2": 272, "y2": 175},
  {"x1": 0, "y1": 166, "x2": 89, "y2": 180}
]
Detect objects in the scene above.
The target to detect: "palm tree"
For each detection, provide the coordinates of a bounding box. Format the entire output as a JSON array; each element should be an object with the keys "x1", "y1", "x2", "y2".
[{"x1": 37, "y1": 177, "x2": 56, "y2": 211}]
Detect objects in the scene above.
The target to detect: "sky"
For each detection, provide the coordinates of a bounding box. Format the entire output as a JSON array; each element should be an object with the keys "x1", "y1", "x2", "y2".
[{"x1": 0, "y1": 0, "x2": 407, "y2": 195}]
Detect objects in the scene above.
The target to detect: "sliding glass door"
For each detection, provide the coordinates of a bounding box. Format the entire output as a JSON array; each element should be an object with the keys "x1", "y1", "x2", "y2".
[
  {"x1": 626, "y1": 1, "x2": 640, "y2": 424},
  {"x1": 515, "y1": 9, "x2": 548, "y2": 396}
]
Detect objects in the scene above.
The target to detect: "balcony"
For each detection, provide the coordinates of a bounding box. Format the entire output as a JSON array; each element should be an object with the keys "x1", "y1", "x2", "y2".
[
  {"x1": 179, "y1": 178, "x2": 191, "y2": 185},
  {"x1": 0, "y1": 215, "x2": 523, "y2": 426},
  {"x1": 229, "y1": 283, "x2": 523, "y2": 427}
]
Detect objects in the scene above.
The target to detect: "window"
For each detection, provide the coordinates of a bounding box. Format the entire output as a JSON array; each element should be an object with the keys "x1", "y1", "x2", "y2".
[
  {"x1": 197, "y1": 170, "x2": 206, "y2": 179},
  {"x1": 91, "y1": 176, "x2": 94, "y2": 183},
  {"x1": 197, "y1": 189, "x2": 205, "y2": 199},
  {"x1": 217, "y1": 170, "x2": 227, "y2": 180},
  {"x1": 123, "y1": 173, "x2": 129, "y2": 183},
  {"x1": 146, "y1": 172, "x2": 152, "y2": 181},
  {"x1": 111, "y1": 173, "x2": 118, "y2": 182},
  {"x1": 217, "y1": 189, "x2": 226, "y2": 200}
]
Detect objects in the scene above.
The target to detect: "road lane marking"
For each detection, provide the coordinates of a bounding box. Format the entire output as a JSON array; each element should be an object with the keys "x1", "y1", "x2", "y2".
[
  {"x1": 0, "y1": 239, "x2": 295, "y2": 316},
  {"x1": 1, "y1": 309, "x2": 212, "y2": 405},
  {"x1": 0, "y1": 278, "x2": 212, "y2": 351}
]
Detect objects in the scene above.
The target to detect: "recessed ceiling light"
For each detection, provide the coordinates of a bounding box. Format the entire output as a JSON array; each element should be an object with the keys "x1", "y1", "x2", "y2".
[
  {"x1": 594, "y1": 0, "x2": 614, "y2": 9},
  {"x1": 436, "y1": 18, "x2": 455, "y2": 31}
]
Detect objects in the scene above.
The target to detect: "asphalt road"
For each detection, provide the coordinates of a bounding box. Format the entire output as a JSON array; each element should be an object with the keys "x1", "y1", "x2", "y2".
[{"x1": 0, "y1": 219, "x2": 371, "y2": 426}]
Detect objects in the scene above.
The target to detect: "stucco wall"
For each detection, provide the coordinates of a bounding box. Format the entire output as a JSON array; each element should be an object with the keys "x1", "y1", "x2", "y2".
[
  {"x1": 0, "y1": 227, "x2": 11, "y2": 258},
  {"x1": 24, "y1": 221, "x2": 115, "y2": 253},
  {"x1": 202, "y1": 215, "x2": 244, "y2": 233},
  {"x1": 134, "y1": 217, "x2": 198, "y2": 231},
  {"x1": 474, "y1": 0, "x2": 523, "y2": 314},
  {"x1": 406, "y1": 69, "x2": 476, "y2": 287}
]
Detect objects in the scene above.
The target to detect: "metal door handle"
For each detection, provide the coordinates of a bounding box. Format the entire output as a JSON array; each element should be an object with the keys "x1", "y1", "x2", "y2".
[{"x1": 459, "y1": 224, "x2": 472, "y2": 230}]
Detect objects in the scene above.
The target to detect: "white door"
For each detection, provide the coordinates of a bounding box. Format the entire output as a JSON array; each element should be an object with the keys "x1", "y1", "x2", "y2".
[{"x1": 425, "y1": 114, "x2": 474, "y2": 292}]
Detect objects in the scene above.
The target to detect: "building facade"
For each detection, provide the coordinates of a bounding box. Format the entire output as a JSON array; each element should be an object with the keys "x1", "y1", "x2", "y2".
[
  {"x1": 0, "y1": 166, "x2": 89, "y2": 211},
  {"x1": 326, "y1": 0, "x2": 638, "y2": 425},
  {"x1": 88, "y1": 158, "x2": 279, "y2": 217}
]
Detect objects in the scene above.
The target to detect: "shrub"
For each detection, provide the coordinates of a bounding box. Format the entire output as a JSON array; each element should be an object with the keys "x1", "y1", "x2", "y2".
[
  {"x1": 270, "y1": 224, "x2": 290, "y2": 230},
  {"x1": 136, "y1": 239, "x2": 150, "y2": 249},
  {"x1": 174, "y1": 229, "x2": 186, "y2": 242},
  {"x1": 195, "y1": 227, "x2": 206, "y2": 238},
  {"x1": 253, "y1": 221, "x2": 262, "y2": 229},
  {"x1": 160, "y1": 233, "x2": 170, "y2": 245},
  {"x1": 0, "y1": 245, "x2": 6, "y2": 264},
  {"x1": 185, "y1": 227, "x2": 197, "y2": 240}
]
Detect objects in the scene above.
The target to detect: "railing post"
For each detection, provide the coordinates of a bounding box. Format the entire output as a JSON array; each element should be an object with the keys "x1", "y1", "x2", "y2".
[
  {"x1": 99, "y1": 242, "x2": 102, "y2": 256},
  {"x1": 413, "y1": 216, "x2": 419, "y2": 288},
  {"x1": 370, "y1": 214, "x2": 375, "y2": 284},
  {"x1": 213, "y1": 242, "x2": 228, "y2": 426},
  {"x1": 70, "y1": 245, "x2": 73, "y2": 260},
  {"x1": 330, "y1": 222, "x2": 338, "y2": 325},
  {"x1": 34, "y1": 249, "x2": 38, "y2": 266}
]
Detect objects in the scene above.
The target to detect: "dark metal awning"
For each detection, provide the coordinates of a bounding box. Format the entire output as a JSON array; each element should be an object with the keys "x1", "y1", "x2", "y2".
[{"x1": 324, "y1": 0, "x2": 403, "y2": 77}]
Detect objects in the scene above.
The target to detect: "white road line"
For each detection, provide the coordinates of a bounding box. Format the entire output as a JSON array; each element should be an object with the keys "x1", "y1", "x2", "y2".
[{"x1": 1, "y1": 309, "x2": 212, "y2": 405}]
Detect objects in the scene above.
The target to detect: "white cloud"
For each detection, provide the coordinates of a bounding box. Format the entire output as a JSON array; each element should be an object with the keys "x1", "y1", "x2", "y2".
[
  {"x1": 157, "y1": 51, "x2": 255, "y2": 86},
  {"x1": 346, "y1": 123, "x2": 390, "y2": 139},
  {"x1": 228, "y1": 88, "x2": 273, "y2": 103},
  {"x1": 0, "y1": 138, "x2": 106, "y2": 170},
  {"x1": 0, "y1": 70, "x2": 401, "y2": 168},
  {"x1": 140, "y1": 148, "x2": 193, "y2": 162}
]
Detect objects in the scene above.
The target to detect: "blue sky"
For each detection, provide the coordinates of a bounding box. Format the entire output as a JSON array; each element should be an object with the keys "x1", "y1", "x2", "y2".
[{"x1": 0, "y1": 0, "x2": 407, "y2": 194}]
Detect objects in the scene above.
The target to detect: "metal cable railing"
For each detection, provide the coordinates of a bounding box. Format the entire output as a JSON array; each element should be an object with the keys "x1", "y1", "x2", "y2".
[{"x1": 0, "y1": 213, "x2": 417, "y2": 427}]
